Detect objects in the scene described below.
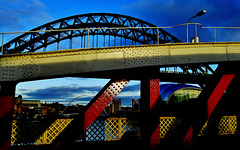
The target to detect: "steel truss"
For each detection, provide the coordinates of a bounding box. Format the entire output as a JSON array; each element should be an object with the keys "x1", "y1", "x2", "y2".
[
  {"x1": 2, "y1": 13, "x2": 215, "y2": 83},
  {"x1": 3, "y1": 13, "x2": 180, "y2": 54}
]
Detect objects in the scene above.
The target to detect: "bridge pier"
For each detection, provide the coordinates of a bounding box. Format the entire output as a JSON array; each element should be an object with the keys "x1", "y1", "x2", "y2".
[
  {"x1": 0, "y1": 82, "x2": 16, "y2": 150},
  {"x1": 188, "y1": 63, "x2": 240, "y2": 148},
  {"x1": 140, "y1": 78, "x2": 160, "y2": 149}
]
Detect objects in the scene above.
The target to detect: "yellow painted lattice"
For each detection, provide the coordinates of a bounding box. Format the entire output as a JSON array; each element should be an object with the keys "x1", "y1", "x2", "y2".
[
  {"x1": 199, "y1": 116, "x2": 237, "y2": 136},
  {"x1": 11, "y1": 120, "x2": 18, "y2": 145},
  {"x1": 159, "y1": 117, "x2": 180, "y2": 138},
  {"x1": 104, "y1": 118, "x2": 134, "y2": 141},
  {"x1": 198, "y1": 120, "x2": 209, "y2": 136},
  {"x1": 11, "y1": 120, "x2": 50, "y2": 145},
  {"x1": 34, "y1": 119, "x2": 73, "y2": 145},
  {"x1": 218, "y1": 116, "x2": 237, "y2": 135},
  {"x1": 11, "y1": 119, "x2": 73, "y2": 145}
]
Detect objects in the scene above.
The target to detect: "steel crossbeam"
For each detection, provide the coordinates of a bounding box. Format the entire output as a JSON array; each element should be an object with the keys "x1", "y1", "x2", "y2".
[
  {"x1": 0, "y1": 82, "x2": 16, "y2": 150},
  {"x1": 207, "y1": 74, "x2": 235, "y2": 118},
  {"x1": 182, "y1": 64, "x2": 236, "y2": 147},
  {"x1": 51, "y1": 79, "x2": 129, "y2": 149},
  {"x1": 83, "y1": 79, "x2": 129, "y2": 131}
]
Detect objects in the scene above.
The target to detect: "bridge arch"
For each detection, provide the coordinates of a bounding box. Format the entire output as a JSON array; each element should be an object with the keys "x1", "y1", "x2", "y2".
[{"x1": 3, "y1": 13, "x2": 180, "y2": 54}]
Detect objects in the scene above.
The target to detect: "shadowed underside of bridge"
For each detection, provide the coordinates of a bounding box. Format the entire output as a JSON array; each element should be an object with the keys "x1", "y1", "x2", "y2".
[{"x1": 1, "y1": 13, "x2": 240, "y2": 150}]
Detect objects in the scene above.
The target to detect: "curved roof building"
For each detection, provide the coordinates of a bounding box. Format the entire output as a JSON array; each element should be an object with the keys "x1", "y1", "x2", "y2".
[{"x1": 160, "y1": 84, "x2": 202, "y2": 103}]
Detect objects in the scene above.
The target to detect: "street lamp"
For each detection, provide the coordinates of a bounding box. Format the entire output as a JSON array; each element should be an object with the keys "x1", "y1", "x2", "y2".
[{"x1": 187, "y1": 10, "x2": 206, "y2": 43}]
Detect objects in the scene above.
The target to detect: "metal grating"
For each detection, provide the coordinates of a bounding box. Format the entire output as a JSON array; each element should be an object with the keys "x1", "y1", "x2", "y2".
[
  {"x1": 11, "y1": 119, "x2": 73, "y2": 146},
  {"x1": 199, "y1": 116, "x2": 237, "y2": 136},
  {"x1": 104, "y1": 118, "x2": 140, "y2": 141},
  {"x1": 34, "y1": 119, "x2": 73, "y2": 145},
  {"x1": 86, "y1": 118, "x2": 105, "y2": 141},
  {"x1": 159, "y1": 117, "x2": 181, "y2": 138},
  {"x1": 218, "y1": 116, "x2": 237, "y2": 135}
]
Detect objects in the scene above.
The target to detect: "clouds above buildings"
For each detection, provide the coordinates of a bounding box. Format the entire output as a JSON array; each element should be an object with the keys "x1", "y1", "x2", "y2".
[{"x1": 16, "y1": 82, "x2": 140, "y2": 106}]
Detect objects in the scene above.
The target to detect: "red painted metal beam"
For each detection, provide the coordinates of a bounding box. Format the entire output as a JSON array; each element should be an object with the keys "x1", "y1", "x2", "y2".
[
  {"x1": 83, "y1": 79, "x2": 129, "y2": 131},
  {"x1": 207, "y1": 74, "x2": 235, "y2": 118},
  {"x1": 182, "y1": 74, "x2": 235, "y2": 147},
  {"x1": 149, "y1": 79, "x2": 160, "y2": 149},
  {"x1": 140, "y1": 79, "x2": 160, "y2": 149},
  {"x1": 52, "y1": 79, "x2": 129, "y2": 149}
]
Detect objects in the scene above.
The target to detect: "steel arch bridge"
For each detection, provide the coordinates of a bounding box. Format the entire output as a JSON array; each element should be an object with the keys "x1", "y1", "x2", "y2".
[
  {"x1": 2, "y1": 13, "x2": 214, "y2": 80},
  {"x1": 3, "y1": 13, "x2": 180, "y2": 54},
  {"x1": 2, "y1": 13, "x2": 240, "y2": 150}
]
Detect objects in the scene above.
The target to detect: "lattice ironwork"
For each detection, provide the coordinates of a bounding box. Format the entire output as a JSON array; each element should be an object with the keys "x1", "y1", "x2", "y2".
[
  {"x1": 86, "y1": 118, "x2": 105, "y2": 141},
  {"x1": 11, "y1": 119, "x2": 72, "y2": 146},
  {"x1": 198, "y1": 116, "x2": 237, "y2": 136},
  {"x1": 218, "y1": 116, "x2": 237, "y2": 135},
  {"x1": 11, "y1": 120, "x2": 52, "y2": 145},
  {"x1": 3, "y1": 13, "x2": 180, "y2": 54},
  {"x1": 11, "y1": 120, "x2": 18, "y2": 145},
  {"x1": 34, "y1": 119, "x2": 73, "y2": 145},
  {"x1": 198, "y1": 120, "x2": 209, "y2": 136},
  {"x1": 159, "y1": 117, "x2": 181, "y2": 138},
  {"x1": 104, "y1": 117, "x2": 140, "y2": 141}
]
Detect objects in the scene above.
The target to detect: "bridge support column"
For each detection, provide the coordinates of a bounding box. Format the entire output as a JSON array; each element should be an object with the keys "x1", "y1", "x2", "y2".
[
  {"x1": 140, "y1": 78, "x2": 160, "y2": 149},
  {"x1": 0, "y1": 82, "x2": 16, "y2": 150},
  {"x1": 186, "y1": 63, "x2": 236, "y2": 147}
]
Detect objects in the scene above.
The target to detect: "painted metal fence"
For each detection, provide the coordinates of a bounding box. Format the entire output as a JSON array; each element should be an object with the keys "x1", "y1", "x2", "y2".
[{"x1": 11, "y1": 116, "x2": 237, "y2": 146}]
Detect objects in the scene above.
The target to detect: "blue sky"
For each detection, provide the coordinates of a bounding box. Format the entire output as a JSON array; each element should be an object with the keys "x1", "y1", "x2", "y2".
[{"x1": 1, "y1": 0, "x2": 240, "y2": 106}]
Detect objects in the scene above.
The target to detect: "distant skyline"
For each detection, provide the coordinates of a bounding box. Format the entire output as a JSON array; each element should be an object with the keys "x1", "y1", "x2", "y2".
[{"x1": 1, "y1": 0, "x2": 240, "y2": 105}]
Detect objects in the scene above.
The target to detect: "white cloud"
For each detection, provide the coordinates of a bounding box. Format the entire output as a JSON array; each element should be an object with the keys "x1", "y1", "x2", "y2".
[{"x1": 0, "y1": 0, "x2": 53, "y2": 32}]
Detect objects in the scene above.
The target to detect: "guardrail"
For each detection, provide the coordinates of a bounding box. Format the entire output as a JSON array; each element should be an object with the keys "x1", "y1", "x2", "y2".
[
  {"x1": 11, "y1": 116, "x2": 237, "y2": 146},
  {"x1": 1, "y1": 23, "x2": 240, "y2": 55}
]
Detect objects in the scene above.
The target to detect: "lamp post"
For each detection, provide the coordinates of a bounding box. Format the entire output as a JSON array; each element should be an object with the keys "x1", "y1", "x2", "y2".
[{"x1": 186, "y1": 10, "x2": 206, "y2": 43}]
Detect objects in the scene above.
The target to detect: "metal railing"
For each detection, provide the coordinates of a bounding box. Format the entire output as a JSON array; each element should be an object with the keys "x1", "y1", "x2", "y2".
[
  {"x1": 1, "y1": 23, "x2": 240, "y2": 55},
  {"x1": 11, "y1": 116, "x2": 237, "y2": 146}
]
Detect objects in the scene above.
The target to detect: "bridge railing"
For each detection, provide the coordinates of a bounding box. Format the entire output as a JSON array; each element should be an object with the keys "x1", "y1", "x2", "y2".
[
  {"x1": 1, "y1": 23, "x2": 240, "y2": 55},
  {"x1": 10, "y1": 115, "x2": 237, "y2": 147}
]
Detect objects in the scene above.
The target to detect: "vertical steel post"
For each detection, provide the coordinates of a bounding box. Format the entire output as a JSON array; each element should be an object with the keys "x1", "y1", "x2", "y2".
[
  {"x1": 87, "y1": 28, "x2": 90, "y2": 48},
  {"x1": 186, "y1": 23, "x2": 189, "y2": 43},
  {"x1": 118, "y1": 118, "x2": 122, "y2": 140},
  {"x1": 141, "y1": 79, "x2": 151, "y2": 148},
  {"x1": 1, "y1": 33, "x2": 4, "y2": 55},
  {"x1": 141, "y1": 78, "x2": 160, "y2": 149},
  {"x1": 214, "y1": 27, "x2": 216, "y2": 42},
  {"x1": 0, "y1": 82, "x2": 16, "y2": 150}
]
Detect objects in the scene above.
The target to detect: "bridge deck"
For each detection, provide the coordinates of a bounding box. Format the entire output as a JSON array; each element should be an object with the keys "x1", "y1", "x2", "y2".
[{"x1": 1, "y1": 42, "x2": 240, "y2": 82}]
